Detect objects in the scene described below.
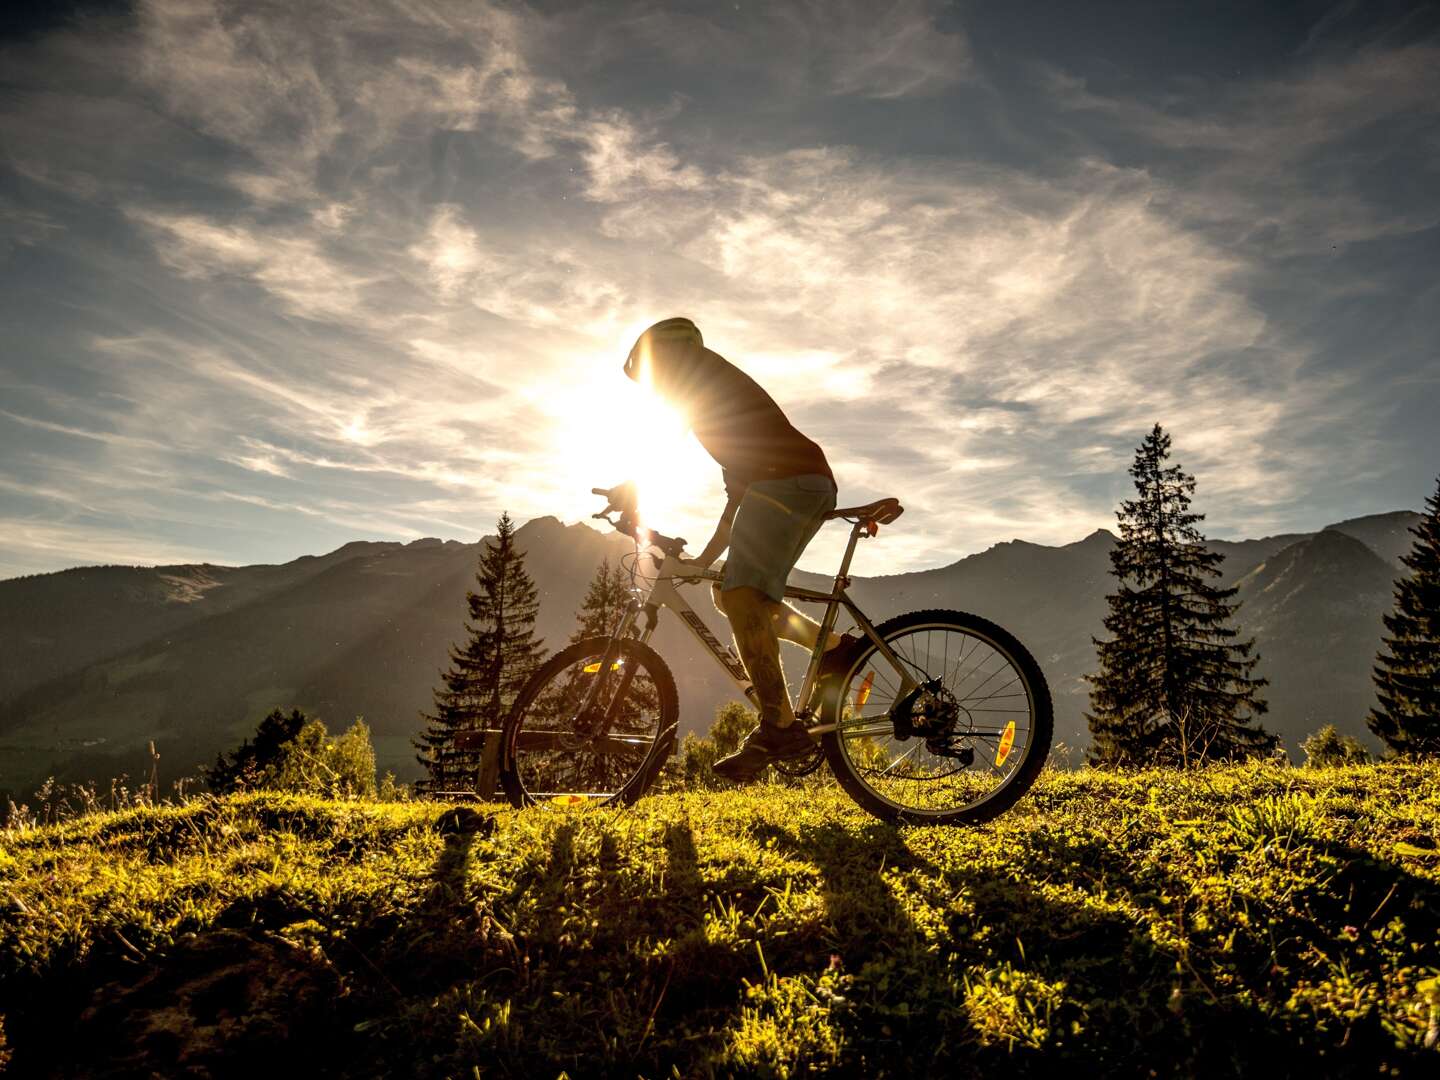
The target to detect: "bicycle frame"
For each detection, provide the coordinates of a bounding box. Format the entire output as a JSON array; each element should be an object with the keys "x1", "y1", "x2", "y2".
[{"x1": 589, "y1": 517, "x2": 918, "y2": 731}]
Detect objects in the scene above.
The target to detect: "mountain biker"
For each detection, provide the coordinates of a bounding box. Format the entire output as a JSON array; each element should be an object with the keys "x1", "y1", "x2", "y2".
[{"x1": 624, "y1": 317, "x2": 848, "y2": 782}]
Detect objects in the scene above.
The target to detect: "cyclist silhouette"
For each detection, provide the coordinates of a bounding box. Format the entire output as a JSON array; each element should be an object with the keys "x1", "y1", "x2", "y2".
[{"x1": 624, "y1": 317, "x2": 848, "y2": 780}]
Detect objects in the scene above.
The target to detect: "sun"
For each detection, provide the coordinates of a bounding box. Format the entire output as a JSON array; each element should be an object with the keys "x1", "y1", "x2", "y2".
[{"x1": 542, "y1": 348, "x2": 714, "y2": 535}]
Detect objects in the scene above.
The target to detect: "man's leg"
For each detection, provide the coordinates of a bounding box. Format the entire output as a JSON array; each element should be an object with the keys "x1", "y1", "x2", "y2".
[
  {"x1": 711, "y1": 475, "x2": 838, "y2": 782},
  {"x1": 772, "y1": 603, "x2": 845, "y2": 651},
  {"x1": 718, "y1": 585, "x2": 796, "y2": 727},
  {"x1": 711, "y1": 583, "x2": 843, "y2": 652},
  {"x1": 712, "y1": 584, "x2": 819, "y2": 783}
]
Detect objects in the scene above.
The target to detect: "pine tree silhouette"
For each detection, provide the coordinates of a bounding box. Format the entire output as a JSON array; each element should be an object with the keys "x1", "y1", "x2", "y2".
[
  {"x1": 1368, "y1": 475, "x2": 1440, "y2": 757},
  {"x1": 206, "y1": 707, "x2": 309, "y2": 793},
  {"x1": 561, "y1": 555, "x2": 660, "y2": 735},
  {"x1": 569, "y1": 557, "x2": 634, "y2": 644},
  {"x1": 415, "y1": 513, "x2": 545, "y2": 793},
  {"x1": 1086, "y1": 424, "x2": 1274, "y2": 765}
]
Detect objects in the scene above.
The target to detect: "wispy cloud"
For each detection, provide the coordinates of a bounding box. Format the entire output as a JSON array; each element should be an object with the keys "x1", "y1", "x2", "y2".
[
  {"x1": 0, "y1": 519, "x2": 220, "y2": 579},
  {"x1": 0, "y1": 409, "x2": 173, "y2": 452},
  {"x1": 598, "y1": 0, "x2": 974, "y2": 101},
  {"x1": 1047, "y1": 43, "x2": 1440, "y2": 254},
  {"x1": 0, "y1": 0, "x2": 1435, "y2": 579}
]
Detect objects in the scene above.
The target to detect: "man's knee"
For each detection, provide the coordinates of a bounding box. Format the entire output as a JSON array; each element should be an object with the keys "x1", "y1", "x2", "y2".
[
  {"x1": 718, "y1": 585, "x2": 772, "y2": 619},
  {"x1": 716, "y1": 585, "x2": 747, "y2": 618}
]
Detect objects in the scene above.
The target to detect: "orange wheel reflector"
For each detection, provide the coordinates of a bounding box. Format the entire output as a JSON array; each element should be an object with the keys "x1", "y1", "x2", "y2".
[
  {"x1": 995, "y1": 720, "x2": 1016, "y2": 767},
  {"x1": 855, "y1": 671, "x2": 874, "y2": 708},
  {"x1": 551, "y1": 794, "x2": 588, "y2": 807},
  {"x1": 582, "y1": 660, "x2": 623, "y2": 674}
]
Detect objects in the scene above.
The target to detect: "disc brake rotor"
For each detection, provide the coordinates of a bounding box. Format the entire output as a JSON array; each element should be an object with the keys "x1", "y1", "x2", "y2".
[{"x1": 893, "y1": 678, "x2": 962, "y2": 739}]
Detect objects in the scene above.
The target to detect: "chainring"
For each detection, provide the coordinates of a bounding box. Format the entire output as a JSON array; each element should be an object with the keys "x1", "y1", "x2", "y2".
[{"x1": 771, "y1": 744, "x2": 825, "y2": 778}]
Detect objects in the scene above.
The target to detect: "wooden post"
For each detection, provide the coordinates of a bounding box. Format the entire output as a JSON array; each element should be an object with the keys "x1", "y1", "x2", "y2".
[
  {"x1": 454, "y1": 727, "x2": 503, "y2": 802},
  {"x1": 476, "y1": 732, "x2": 503, "y2": 801}
]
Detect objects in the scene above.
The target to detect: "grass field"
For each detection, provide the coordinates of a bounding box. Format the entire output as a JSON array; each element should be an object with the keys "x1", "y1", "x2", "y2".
[{"x1": 2, "y1": 762, "x2": 1438, "y2": 1077}]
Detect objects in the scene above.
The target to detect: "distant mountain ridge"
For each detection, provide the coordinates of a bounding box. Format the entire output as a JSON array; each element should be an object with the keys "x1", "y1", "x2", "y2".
[{"x1": 0, "y1": 510, "x2": 1420, "y2": 796}]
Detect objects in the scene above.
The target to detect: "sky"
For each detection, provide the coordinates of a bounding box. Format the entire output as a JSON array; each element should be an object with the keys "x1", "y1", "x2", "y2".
[{"x1": 1, "y1": 0, "x2": 1437, "y2": 580}]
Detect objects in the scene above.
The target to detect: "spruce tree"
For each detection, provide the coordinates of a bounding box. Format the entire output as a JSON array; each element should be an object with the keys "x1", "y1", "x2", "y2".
[
  {"x1": 565, "y1": 554, "x2": 659, "y2": 738},
  {"x1": 1368, "y1": 475, "x2": 1440, "y2": 757},
  {"x1": 569, "y1": 557, "x2": 633, "y2": 643},
  {"x1": 416, "y1": 513, "x2": 546, "y2": 793},
  {"x1": 1086, "y1": 424, "x2": 1274, "y2": 766},
  {"x1": 206, "y1": 707, "x2": 308, "y2": 793}
]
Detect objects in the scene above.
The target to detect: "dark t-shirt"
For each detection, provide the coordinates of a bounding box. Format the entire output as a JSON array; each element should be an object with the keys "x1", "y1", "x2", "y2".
[{"x1": 680, "y1": 348, "x2": 834, "y2": 503}]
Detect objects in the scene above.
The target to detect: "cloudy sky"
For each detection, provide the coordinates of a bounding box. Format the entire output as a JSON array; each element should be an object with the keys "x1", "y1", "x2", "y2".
[{"x1": 1, "y1": 0, "x2": 1437, "y2": 580}]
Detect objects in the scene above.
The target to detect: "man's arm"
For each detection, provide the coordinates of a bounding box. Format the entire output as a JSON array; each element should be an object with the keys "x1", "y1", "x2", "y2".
[{"x1": 690, "y1": 495, "x2": 740, "y2": 568}]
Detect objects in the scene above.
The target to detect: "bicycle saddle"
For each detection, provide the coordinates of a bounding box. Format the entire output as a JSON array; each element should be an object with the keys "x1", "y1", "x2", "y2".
[{"x1": 826, "y1": 496, "x2": 904, "y2": 525}]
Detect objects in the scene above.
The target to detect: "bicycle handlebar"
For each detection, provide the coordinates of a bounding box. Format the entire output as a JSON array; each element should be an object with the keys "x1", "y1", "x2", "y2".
[
  {"x1": 644, "y1": 529, "x2": 688, "y2": 559},
  {"x1": 592, "y1": 483, "x2": 687, "y2": 559}
]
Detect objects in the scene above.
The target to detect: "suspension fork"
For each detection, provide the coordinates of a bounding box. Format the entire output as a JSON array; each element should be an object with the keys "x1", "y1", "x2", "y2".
[
  {"x1": 608, "y1": 601, "x2": 670, "y2": 723},
  {"x1": 577, "y1": 601, "x2": 644, "y2": 718}
]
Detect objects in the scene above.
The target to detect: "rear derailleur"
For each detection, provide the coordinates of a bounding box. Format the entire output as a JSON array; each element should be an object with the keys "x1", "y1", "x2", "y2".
[
  {"x1": 891, "y1": 678, "x2": 973, "y2": 763},
  {"x1": 921, "y1": 735, "x2": 974, "y2": 764}
]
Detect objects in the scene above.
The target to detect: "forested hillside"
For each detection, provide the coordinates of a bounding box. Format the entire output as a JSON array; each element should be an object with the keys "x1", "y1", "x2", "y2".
[{"x1": 0, "y1": 512, "x2": 1420, "y2": 797}]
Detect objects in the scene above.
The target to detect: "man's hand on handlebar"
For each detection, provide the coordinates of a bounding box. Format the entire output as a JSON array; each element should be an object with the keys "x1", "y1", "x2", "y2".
[{"x1": 592, "y1": 482, "x2": 687, "y2": 559}]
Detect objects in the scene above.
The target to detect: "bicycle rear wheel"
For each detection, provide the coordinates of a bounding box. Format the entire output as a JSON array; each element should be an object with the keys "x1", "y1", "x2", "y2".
[
  {"x1": 819, "y1": 609, "x2": 1052, "y2": 825},
  {"x1": 500, "y1": 636, "x2": 678, "y2": 808}
]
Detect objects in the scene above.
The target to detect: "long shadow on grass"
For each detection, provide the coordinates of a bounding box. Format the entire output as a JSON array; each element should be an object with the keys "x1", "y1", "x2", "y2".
[
  {"x1": 956, "y1": 822, "x2": 1439, "y2": 1077},
  {"x1": 749, "y1": 816, "x2": 1352, "y2": 1077},
  {"x1": 625, "y1": 819, "x2": 749, "y2": 1042},
  {"x1": 659, "y1": 817, "x2": 707, "y2": 924},
  {"x1": 750, "y1": 818, "x2": 996, "y2": 1072}
]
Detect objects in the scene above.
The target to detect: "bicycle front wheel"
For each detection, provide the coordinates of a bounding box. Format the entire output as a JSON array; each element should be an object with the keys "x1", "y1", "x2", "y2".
[
  {"x1": 819, "y1": 609, "x2": 1052, "y2": 826},
  {"x1": 500, "y1": 636, "x2": 678, "y2": 808}
]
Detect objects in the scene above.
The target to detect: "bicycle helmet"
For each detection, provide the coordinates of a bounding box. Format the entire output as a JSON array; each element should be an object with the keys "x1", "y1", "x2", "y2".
[{"x1": 624, "y1": 317, "x2": 702, "y2": 381}]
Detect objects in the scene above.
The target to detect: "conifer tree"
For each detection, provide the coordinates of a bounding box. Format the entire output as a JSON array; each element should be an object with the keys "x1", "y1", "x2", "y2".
[
  {"x1": 564, "y1": 555, "x2": 659, "y2": 741},
  {"x1": 1086, "y1": 424, "x2": 1274, "y2": 766},
  {"x1": 1369, "y1": 475, "x2": 1440, "y2": 757},
  {"x1": 569, "y1": 557, "x2": 633, "y2": 643},
  {"x1": 206, "y1": 707, "x2": 309, "y2": 793},
  {"x1": 416, "y1": 513, "x2": 545, "y2": 792}
]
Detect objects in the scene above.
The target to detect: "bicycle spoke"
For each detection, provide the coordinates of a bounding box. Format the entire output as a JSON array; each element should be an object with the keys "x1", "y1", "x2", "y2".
[
  {"x1": 829, "y1": 617, "x2": 1049, "y2": 820},
  {"x1": 878, "y1": 741, "x2": 921, "y2": 776},
  {"x1": 506, "y1": 637, "x2": 675, "y2": 807}
]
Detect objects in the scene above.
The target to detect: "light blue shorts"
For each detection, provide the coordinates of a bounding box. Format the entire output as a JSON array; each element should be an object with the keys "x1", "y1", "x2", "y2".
[{"x1": 722, "y1": 474, "x2": 837, "y2": 603}]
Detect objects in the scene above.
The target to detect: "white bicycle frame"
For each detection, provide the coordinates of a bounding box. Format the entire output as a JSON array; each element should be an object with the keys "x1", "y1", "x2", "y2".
[{"x1": 600, "y1": 517, "x2": 918, "y2": 733}]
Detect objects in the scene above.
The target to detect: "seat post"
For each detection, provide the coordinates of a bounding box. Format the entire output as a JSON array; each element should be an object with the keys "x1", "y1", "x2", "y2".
[{"x1": 832, "y1": 521, "x2": 865, "y2": 594}]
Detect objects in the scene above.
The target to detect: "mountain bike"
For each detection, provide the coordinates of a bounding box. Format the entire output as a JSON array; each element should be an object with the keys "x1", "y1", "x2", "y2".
[{"x1": 498, "y1": 482, "x2": 1053, "y2": 825}]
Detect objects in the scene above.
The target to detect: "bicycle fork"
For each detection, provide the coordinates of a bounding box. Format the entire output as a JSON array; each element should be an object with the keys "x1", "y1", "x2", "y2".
[
  {"x1": 575, "y1": 602, "x2": 678, "y2": 783},
  {"x1": 578, "y1": 601, "x2": 646, "y2": 723}
]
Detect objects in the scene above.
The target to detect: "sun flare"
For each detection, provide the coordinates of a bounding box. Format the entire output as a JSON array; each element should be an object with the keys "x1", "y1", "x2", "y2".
[{"x1": 542, "y1": 351, "x2": 715, "y2": 537}]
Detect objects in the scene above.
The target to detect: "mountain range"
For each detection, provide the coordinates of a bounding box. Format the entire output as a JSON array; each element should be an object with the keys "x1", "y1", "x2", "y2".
[{"x1": 0, "y1": 510, "x2": 1419, "y2": 797}]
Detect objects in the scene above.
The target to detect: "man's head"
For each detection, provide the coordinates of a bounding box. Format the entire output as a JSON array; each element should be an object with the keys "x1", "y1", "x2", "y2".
[{"x1": 624, "y1": 317, "x2": 703, "y2": 387}]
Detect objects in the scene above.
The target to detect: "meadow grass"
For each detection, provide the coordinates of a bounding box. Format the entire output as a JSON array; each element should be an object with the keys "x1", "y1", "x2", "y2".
[{"x1": 1, "y1": 762, "x2": 1437, "y2": 1077}]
